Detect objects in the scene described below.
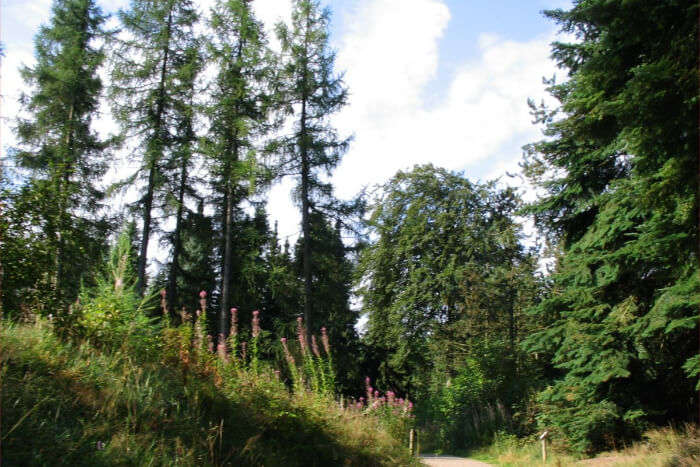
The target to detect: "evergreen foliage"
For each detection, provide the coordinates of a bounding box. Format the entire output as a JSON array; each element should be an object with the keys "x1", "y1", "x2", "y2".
[
  {"x1": 9, "y1": 0, "x2": 111, "y2": 310},
  {"x1": 522, "y1": 0, "x2": 699, "y2": 453},
  {"x1": 275, "y1": 0, "x2": 353, "y2": 333},
  {"x1": 109, "y1": 0, "x2": 200, "y2": 294},
  {"x1": 205, "y1": 0, "x2": 276, "y2": 338}
]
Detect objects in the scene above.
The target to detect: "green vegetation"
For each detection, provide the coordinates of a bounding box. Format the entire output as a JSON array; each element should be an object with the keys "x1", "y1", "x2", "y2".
[
  {"x1": 468, "y1": 426, "x2": 700, "y2": 466},
  {"x1": 1, "y1": 0, "x2": 698, "y2": 462},
  {"x1": 0, "y1": 319, "x2": 415, "y2": 466}
]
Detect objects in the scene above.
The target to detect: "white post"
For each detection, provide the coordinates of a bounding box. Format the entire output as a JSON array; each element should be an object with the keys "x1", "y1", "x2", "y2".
[{"x1": 539, "y1": 430, "x2": 549, "y2": 464}]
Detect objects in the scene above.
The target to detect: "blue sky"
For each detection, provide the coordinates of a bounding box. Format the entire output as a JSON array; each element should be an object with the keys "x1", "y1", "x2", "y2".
[{"x1": 2, "y1": 0, "x2": 572, "y2": 250}]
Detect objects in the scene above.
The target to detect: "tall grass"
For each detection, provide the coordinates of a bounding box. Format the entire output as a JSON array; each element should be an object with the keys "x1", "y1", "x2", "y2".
[
  {"x1": 0, "y1": 300, "x2": 418, "y2": 466},
  {"x1": 467, "y1": 425, "x2": 700, "y2": 466}
]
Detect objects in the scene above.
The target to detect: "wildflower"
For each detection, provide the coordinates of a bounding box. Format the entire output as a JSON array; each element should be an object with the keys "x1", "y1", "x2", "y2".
[
  {"x1": 280, "y1": 338, "x2": 296, "y2": 368},
  {"x1": 96, "y1": 440, "x2": 106, "y2": 451},
  {"x1": 320, "y1": 326, "x2": 330, "y2": 354},
  {"x1": 296, "y1": 317, "x2": 307, "y2": 353},
  {"x1": 199, "y1": 291, "x2": 207, "y2": 315},
  {"x1": 241, "y1": 341, "x2": 247, "y2": 362},
  {"x1": 230, "y1": 308, "x2": 238, "y2": 337},
  {"x1": 251, "y1": 310, "x2": 261, "y2": 338},
  {"x1": 311, "y1": 335, "x2": 321, "y2": 358},
  {"x1": 217, "y1": 332, "x2": 228, "y2": 361}
]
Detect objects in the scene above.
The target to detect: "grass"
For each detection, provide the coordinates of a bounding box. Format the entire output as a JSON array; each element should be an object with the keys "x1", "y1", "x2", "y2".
[
  {"x1": 465, "y1": 426, "x2": 700, "y2": 466},
  {"x1": 0, "y1": 319, "x2": 417, "y2": 466}
]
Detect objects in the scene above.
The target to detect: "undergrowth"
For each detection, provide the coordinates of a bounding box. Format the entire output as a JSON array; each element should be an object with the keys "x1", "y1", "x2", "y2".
[{"x1": 0, "y1": 319, "x2": 415, "y2": 466}]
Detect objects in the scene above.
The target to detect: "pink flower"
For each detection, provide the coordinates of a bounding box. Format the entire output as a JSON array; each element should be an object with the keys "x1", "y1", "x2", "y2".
[
  {"x1": 217, "y1": 332, "x2": 228, "y2": 361},
  {"x1": 280, "y1": 337, "x2": 287, "y2": 344},
  {"x1": 160, "y1": 289, "x2": 166, "y2": 297},
  {"x1": 199, "y1": 290, "x2": 207, "y2": 298},
  {"x1": 252, "y1": 310, "x2": 261, "y2": 338},
  {"x1": 311, "y1": 335, "x2": 321, "y2": 357},
  {"x1": 230, "y1": 308, "x2": 238, "y2": 336},
  {"x1": 320, "y1": 326, "x2": 330, "y2": 353}
]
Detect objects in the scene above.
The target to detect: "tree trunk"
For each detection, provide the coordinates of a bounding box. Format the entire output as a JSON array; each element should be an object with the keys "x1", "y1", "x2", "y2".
[
  {"x1": 301, "y1": 98, "x2": 312, "y2": 332},
  {"x1": 300, "y1": 13, "x2": 312, "y2": 332},
  {"x1": 219, "y1": 41, "x2": 244, "y2": 339},
  {"x1": 136, "y1": 9, "x2": 173, "y2": 295},
  {"x1": 220, "y1": 143, "x2": 238, "y2": 338},
  {"x1": 56, "y1": 4, "x2": 89, "y2": 306},
  {"x1": 167, "y1": 152, "x2": 189, "y2": 314}
]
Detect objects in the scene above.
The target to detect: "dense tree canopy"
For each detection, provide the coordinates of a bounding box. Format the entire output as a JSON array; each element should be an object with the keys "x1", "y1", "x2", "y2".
[{"x1": 522, "y1": 0, "x2": 699, "y2": 453}]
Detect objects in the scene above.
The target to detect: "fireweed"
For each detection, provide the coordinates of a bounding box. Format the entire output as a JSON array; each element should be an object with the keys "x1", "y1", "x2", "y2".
[
  {"x1": 251, "y1": 310, "x2": 261, "y2": 373},
  {"x1": 228, "y1": 308, "x2": 239, "y2": 369},
  {"x1": 160, "y1": 293, "x2": 413, "y2": 446},
  {"x1": 341, "y1": 377, "x2": 416, "y2": 442}
]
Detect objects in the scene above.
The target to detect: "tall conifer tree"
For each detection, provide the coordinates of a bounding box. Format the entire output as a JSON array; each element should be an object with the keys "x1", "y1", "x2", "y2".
[
  {"x1": 276, "y1": 0, "x2": 350, "y2": 332},
  {"x1": 205, "y1": 0, "x2": 275, "y2": 337},
  {"x1": 12, "y1": 0, "x2": 110, "y2": 308},
  {"x1": 110, "y1": 0, "x2": 199, "y2": 295},
  {"x1": 522, "y1": 0, "x2": 698, "y2": 452}
]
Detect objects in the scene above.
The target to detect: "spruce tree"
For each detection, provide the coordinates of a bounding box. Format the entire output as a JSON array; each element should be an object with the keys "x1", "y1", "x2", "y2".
[
  {"x1": 12, "y1": 0, "x2": 110, "y2": 308},
  {"x1": 522, "y1": 0, "x2": 698, "y2": 452},
  {"x1": 276, "y1": 0, "x2": 350, "y2": 332},
  {"x1": 110, "y1": 0, "x2": 199, "y2": 295}
]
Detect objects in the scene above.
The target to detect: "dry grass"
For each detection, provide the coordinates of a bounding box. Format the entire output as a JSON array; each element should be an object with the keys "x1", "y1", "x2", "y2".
[{"x1": 468, "y1": 426, "x2": 700, "y2": 466}]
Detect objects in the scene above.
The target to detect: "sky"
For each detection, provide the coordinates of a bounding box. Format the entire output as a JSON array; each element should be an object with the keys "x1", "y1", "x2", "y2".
[{"x1": 1, "y1": 0, "x2": 572, "y2": 260}]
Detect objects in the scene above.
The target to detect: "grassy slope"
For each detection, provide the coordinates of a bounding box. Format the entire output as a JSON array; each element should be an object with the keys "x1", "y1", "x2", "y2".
[{"x1": 0, "y1": 321, "x2": 414, "y2": 466}]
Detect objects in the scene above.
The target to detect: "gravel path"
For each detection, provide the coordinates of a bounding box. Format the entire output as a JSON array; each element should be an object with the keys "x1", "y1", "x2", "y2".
[{"x1": 420, "y1": 455, "x2": 492, "y2": 466}]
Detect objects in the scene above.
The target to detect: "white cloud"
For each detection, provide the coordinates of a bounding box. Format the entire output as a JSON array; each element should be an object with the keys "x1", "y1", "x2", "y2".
[
  {"x1": 332, "y1": 12, "x2": 559, "y2": 201},
  {"x1": 258, "y1": 0, "x2": 561, "y2": 246}
]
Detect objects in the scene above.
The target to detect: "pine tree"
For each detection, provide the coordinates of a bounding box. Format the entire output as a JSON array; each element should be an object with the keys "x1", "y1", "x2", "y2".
[
  {"x1": 205, "y1": 0, "x2": 275, "y2": 337},
  {"x1": 110, "y1": 0, "x2": 199, "y2": 295},
  {"x1": 275, "y1": 0, "x2": 350, "y2": 332},
  {"x1": 522, "y1": 0, "x2": 698, "y2": 452},
  {"x1": 11, "y1": 0, "x2": 111, "y2": 308}
]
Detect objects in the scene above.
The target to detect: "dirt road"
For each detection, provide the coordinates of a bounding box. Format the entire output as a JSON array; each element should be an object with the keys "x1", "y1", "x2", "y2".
[{"x1": 420, "y1": 455, "x2": 491, "y2": 466}]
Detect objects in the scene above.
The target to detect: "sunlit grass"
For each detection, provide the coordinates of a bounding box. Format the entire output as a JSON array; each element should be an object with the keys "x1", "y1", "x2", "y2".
[
  {"x1": 466, "y1": 426, "x2": 700, "y2": 466},
  {"x1": 0, "y1": 319, "x2": 417, "y2": 466}
]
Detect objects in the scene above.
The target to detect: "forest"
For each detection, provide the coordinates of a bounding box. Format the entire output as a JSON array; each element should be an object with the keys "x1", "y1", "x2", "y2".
[{"x1": 0, "y1": 0, "x2": 698, "y2": 465}]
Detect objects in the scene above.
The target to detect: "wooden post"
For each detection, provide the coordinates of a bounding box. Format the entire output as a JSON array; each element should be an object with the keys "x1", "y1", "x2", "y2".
[
  {"x1": 539, "y1": 431, "x2": 549, "y2": 464},
  {"x1": 409, "y1": 428, "x2": 415, "y2": 455}
]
